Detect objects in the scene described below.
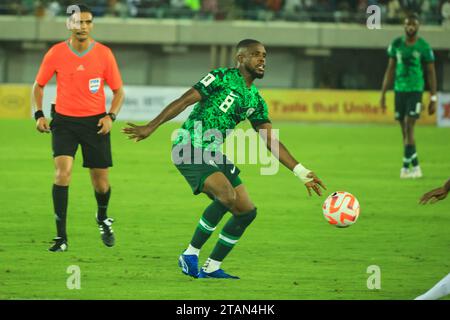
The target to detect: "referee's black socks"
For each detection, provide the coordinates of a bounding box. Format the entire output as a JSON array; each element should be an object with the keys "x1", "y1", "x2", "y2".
[
  {"x1": 95, "y1": 188, "x2": 111, "y2": 222},
  {"x1": 52, "y1": 184, "x2": 68, "y2": 240}
]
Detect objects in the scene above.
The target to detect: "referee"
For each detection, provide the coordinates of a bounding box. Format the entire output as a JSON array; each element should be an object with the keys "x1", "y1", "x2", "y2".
[{"x1": 31, "y1": 4, "x2": 124, "y2": 251}]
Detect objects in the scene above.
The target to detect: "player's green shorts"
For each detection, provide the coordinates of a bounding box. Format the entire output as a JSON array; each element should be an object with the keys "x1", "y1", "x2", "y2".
[
  {"x1": 171, "y1": 144, "x2": 242, "y2": 195},
  {"x1": 394, "y1": 91, "x2": 423, "y2": 121}
]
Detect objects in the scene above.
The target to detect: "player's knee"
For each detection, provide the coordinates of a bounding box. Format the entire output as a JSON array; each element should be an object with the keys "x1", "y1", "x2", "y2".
[
  {"x1": 92, "y1": 178, "x2": 110, "y2": 193},
  {"x1": 94, "y1": 184, "x2": 110, "y2": 194},
  {"x1": 55, "y1": 169, "x2": 71, "y2": 185},
  {"x1": 236, "y1": 208, "x2": 257, "y2": 226},
  {"x1": 218, "y1": 188, "x2": 237, "y2": 209}
]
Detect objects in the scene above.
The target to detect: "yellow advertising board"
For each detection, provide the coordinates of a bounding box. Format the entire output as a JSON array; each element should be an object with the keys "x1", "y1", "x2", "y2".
[
  {"x1": 260, "y1": 89, "x2": 436, "y2": 125},
  {"x1": 0, "y1": 85, "x2": 31, "y2": 119}
]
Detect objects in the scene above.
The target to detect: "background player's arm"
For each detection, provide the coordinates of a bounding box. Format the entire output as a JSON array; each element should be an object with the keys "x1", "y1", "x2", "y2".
[
  {"x1": 31, "y1": 81, "x2": 50, "y2": 133},
  {"x1": 426, "y1": 62, "x2": 437, "y2": 115},
  {"x1": 420, "y1": 178, "x2": 450, "y2": 204},
  {"x1": 122, "y1": 87, "x2": 201, "y2": 142},
  {"x1": 380, "y1": 57, "x2": 396, "y2": 111},
  {"x1": 255, "y1": 122, "x2": 326, "y2": 196}
]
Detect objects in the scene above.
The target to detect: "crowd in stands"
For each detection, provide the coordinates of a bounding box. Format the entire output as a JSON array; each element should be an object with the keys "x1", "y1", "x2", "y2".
[{"x1": 0, "y1": 0, "x2": 449, "y2": 25}]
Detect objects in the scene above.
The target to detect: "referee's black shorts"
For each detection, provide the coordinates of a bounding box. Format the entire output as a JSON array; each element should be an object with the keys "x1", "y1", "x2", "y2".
[{"x1": 50, "y1": 112, "x2": 112, "y2": 168}]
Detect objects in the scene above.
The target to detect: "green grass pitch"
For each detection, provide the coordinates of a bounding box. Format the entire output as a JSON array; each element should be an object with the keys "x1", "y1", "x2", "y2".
[{"x1": 0, "y1": 119, "x2": 449, "y2": 300}]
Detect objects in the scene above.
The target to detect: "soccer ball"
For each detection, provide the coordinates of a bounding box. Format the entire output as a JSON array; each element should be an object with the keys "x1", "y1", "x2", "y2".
[{"x1": 322, "y1": 191, "x2": 360, "y2": 227}]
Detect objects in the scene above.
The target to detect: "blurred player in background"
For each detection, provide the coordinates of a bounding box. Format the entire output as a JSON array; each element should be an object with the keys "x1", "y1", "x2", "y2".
[
  {"x1": 380, "y1": 13, "x2": 437, "y2": 179},
  {"x1": 31, "y1": 4, "x2": 124, "y2": 251},
  {"x1": 415, "y1": 177, "x2": 450, "y2": 300},
  {"x1": 123, "y1": 39, "x2": 325, "y2": 279}
]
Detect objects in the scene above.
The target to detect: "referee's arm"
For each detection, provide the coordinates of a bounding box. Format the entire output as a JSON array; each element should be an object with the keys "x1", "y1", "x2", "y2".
[
  {"x1": 32, "y1": 81, "x2": 50, "y2": 133},
  {"x1": 98, "y1": 47, "x2": 125, "y2": 135},
  {"x1": 109, "y1": 86, "x2": 124, "y2": 117},
  {"x1": 97, "y1": 86, "x2": 125, "y2": 135}
]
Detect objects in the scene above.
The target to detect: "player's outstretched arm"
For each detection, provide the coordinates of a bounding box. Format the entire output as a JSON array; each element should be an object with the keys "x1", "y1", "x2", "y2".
[
  {"x1": 255, "y1": 122, "x2": 326, "y2": 196},
  {"x1": 31, "y1": 81, "x2": 50, "y2": 133},
  {"x1": 426, "y1": 62, "x2": 437, "y2": 115},
  {"x1": 419, "y1": 178, "x2": 450, "y2": 204},
  {"x1": 380, "y1": 58, "x2": 396, "y2": 112},
  {"x1": 122, "y1": 88, "x2": 201, "y2": 142}
]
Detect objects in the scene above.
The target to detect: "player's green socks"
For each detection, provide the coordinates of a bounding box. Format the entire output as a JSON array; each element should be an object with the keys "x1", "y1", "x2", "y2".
[
  {"x1": 209, "y1": 208, "x2": 257, "y2": 263},
  {"x1": 188, "y1": 200, "x2": 229, "y2": 252},
  {"x1": 403, "y1": 144, "x2": 414, "y2": 168},
  {"x1": 411, "y1": 145, "x2": 419, "y2": 167},
  {"x1": 52, "y1": 184, "x2": 68, "y2": 240},
  {"x1": 95, "y1": 188, "x2": 111, "y2": 221}
]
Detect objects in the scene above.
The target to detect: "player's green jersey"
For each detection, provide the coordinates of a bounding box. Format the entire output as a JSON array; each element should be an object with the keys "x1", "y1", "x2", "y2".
[
  {"x1": 173, "y1": 68, "x2": 271, "y2": 150},
  {"x1": 387, "y1": 36, "x2": 435, "y2": 92}
]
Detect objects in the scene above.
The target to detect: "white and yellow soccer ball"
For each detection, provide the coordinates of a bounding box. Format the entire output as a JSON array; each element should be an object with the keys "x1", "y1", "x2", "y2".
[{"x1": 322, "y1": 191, "x2": 360, "y2": 227}]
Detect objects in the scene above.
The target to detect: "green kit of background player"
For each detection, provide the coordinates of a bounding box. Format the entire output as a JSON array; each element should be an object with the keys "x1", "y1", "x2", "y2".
[
  {"x1": 380, "y1": 13, "x2": 437, "y2": 179},
  {"x1": 123, "y1": 39, "x2": 326, "y2": 279}
]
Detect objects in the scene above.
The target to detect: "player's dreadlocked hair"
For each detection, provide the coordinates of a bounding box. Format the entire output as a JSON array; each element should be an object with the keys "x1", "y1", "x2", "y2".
[
  {"x1": 236, "y1": 39, "x2": 262, "y2": 50},
  {"x1": 405, "y1": 12, "x2": 419, "y2": 22}
]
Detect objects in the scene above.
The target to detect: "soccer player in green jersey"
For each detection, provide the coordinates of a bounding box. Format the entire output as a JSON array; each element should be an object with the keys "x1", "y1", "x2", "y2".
[
  {"x1": 123, "y1": 39, "x2": 326, "y2": 279},
  {"x1": 380, "y1": 13, "x2": 437, "y2": 179}
]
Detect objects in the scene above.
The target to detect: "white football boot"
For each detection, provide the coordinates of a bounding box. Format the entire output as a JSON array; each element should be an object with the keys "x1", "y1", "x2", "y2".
[
  {"x1": 410, "y1": 166, "x2": 423, "y2": 179},
  {"x1": 400, "y1": 168, "x2": 411, "y2": 179}
]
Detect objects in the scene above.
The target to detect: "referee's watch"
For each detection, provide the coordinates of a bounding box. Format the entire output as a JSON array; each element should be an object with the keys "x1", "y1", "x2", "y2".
[{"x1": 107, "y1": 112, "x2": 116, "y2": 122}]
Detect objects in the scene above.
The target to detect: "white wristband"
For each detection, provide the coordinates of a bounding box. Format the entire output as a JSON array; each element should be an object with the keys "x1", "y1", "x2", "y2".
[
  {"x1": 293, "y1": 163, "x2": 313, "y2": 183},
  {"x1": 430, "y1": 95, "x2": 437, "y2": 102}
]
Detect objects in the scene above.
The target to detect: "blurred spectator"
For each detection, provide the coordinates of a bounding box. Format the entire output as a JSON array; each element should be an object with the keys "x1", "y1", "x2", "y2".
[
  {"x1": 185, "y1": 0, "x2": 201, "y2": 12},
  {"x1": 127, "y1": 0, "x2": 140, "y2": 17},
  {"x1": 47, "y1": 0, "x2": 62, "y2": 17},
  {"x1": 283, "y1": 0, "x2": 302, "y2": 20},
  {"x1": 310, "y1": 0, "x2": 333, "y2": 22},
  {"x1": 248, "y1": 0, "x2": 268, "y2": 20},
  {"x1": 334, "y1": 0, "x2": 352, "y2": 23},
  {"x1": 216, "y1": 0, "x2": 234, "y2": 20},
  {"x1": 443, "y1": 0, "x2": 450, "y2": 26},
  {"x1": 0, "y1": 0, "x2": 443, "y2": 25},
  {"x1": 387, "y1": 0, "x2": 402, "y2": 23},
  {"x1": 105, "y1": 0, "x2": 127, "y2": 17},
  {"x1": 266, "y1": 0, "x2": 283, "y2": 12},
  {"x1": 35, "y1": 0, "x2": 46, "y2": 17},
  {"x1": 202, "y1": 0, "x2": 218, "y2": 19},
  {"x1": 265, "y1": 0, "x2": 284, "y2": 20},
  {"x1": 400, "y1": 0, "x2": 424, "y2": 13}
]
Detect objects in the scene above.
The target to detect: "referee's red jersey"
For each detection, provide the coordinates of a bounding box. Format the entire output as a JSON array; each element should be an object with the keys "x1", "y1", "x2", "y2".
[{"x1": 36, "y1": 40, "x2": 122, "y2": 117}]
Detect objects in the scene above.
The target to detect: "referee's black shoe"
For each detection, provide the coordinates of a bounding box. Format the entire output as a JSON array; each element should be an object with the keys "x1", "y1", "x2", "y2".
[
  {"x1": 97, "y1": 217, "x2": 115, "y2": 247},
  {"x1": 48, "y1": 237, "x2": 68, "y2": 252}
]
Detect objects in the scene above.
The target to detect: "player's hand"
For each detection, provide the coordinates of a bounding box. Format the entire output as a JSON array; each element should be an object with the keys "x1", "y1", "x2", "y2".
[
  {"x1": 419, "y1": 187, "x2": 448, "y2": 205},
  {"x1": 380, "y1": 95, "x2": 387, "y2": 114},
  {"x1": 428, "y1": 100, "x2": 436, "y2": 115},
  {"x1": 36, "y1": 117, "x2": 50, "y2": 133},
  {"x1": 122, "y1": 122, "x2": 155, "y2": 142},
  {"x1": 97, "y1": 116, "x2": 113, "y2": 135},
  {"x1": 304, "y1": 172, "x2": 326, "y2": 197}
]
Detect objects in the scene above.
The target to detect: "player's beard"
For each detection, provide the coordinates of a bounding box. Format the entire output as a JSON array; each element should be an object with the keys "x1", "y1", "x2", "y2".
[
  {"x1": 405, "y1": 29, "x2": 417, "y2": 38},
  {"x1": 245, "y1": 64, "x2": 264, "y2": 79}
]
